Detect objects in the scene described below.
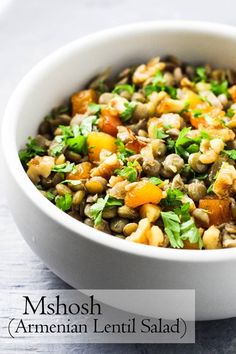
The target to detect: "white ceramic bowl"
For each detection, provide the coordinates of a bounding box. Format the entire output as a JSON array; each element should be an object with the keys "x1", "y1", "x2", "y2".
[{"x1": 2, "y1": 21, "x2": 236, "y2": 321}]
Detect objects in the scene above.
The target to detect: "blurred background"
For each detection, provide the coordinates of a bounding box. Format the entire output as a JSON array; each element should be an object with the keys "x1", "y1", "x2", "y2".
[
  {"x1": 1, "y1": 0, "x2": 236, "y2": 118},
  {"x1": 1, "y1": 1, "x2": 236, "y2": 353}
]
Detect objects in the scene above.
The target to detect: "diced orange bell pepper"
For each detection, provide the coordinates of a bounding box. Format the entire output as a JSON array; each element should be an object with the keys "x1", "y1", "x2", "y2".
[
  {"x1": 189, "y1": 106, "x2": 225, "y2": 129},
  {"x1": 199, "y1": 198, "x2": 232, "y2": 226},
  {"x1": 189, "y1": 115, "x2": 208, "y2": 129},
  {"x1": 71, "y1": 89, "x2": 97, "y2": 116},
  {"x1": 125, "y1": 181, "x2": 163, "y2": 208},
  {"x1": 228, "y1": 85, "x2": 236, "y2": 102},
  {"x1": 66, "y1": 161, "x2": 92, "y2": 180},
  {"x1": 98, "y1": 107, "x2": 122, "y2": 136},
  {"x1": 87, "y1": 132, "x2": 117, "y2": 162}
]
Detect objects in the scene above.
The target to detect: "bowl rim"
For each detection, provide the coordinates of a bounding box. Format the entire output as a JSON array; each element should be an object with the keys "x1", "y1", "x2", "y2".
[{"x1": 3, "y1": 20, "x2": 236, "y2": 263}]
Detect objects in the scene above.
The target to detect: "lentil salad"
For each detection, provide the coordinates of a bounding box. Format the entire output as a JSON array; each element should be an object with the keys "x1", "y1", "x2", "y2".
[{"x1": 19, "y1": 55, "x2": 236, "y2": 249}]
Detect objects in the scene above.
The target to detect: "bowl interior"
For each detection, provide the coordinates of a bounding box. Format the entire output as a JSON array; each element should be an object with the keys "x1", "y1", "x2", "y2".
[{"x1": 3, "y1": 21, "x2": 236, "y2": 261}]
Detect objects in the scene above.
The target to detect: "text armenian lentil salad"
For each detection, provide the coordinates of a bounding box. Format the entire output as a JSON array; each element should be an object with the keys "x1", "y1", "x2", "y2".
[{"x1": 19, "y1": 56, "x2": 236, "y2": 249}]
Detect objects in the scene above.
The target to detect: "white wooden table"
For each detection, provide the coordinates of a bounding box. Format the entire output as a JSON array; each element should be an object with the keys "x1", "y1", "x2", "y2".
[{"x1": 1, "y1": 1, "x2": 236, "y2": 352}]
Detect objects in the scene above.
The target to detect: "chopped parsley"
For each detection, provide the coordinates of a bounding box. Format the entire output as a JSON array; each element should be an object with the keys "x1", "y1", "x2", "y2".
[
  {"x1": 180, "y1": 218, "x2": 203, "y2": 248},
  {"x1": 50, "y1": 140, "x2": 66, "y2": 157},
  {"x1": 144, "y1": 84, "x2": 177, "y2": 99},
  {"x1": 19, "y1": 137, "x2": 46, "y2": 166},
  {"x1": 112, "y1": 84, "x2": 135, "y2": 95},
  {"x1": 149, "y1": 177, "x2": 163, "y2": 185},
  {"x1": 50, "y1": 124, "x2": 87, "y2": 157},
  {"x1": 161, "y1": 203, "x2": 202, "y2": 249},
  {"x1": 55, "y1": 194, "x2": 72, "y2": 211},
  {"x1": 174, "y1": 203, "x2": 191, "y2": 222},
  {"x1": 79, "y1": 115, "x2": 98, "y2": 136},
  {"x1": 66, "y1": 135, "x2": 87, "y2": 154},
  {"x1": 88, "y1": 103, "x2": 101, "y2": 115},
  {"x1": 186, "y1": 143, "x2": 199, "y2": 154},
  {"x1": 51, "y1": 118, "x2": 98, "y2": 157},
  {"x1": 222, "y1": 149, "x2": 236, "y2": 160},
  {"x1": 90, "y1": 195, "x2": 123, "y2": 226},
  {"x1": 174, "y1": 127, "x2": 209, "y2": 159},
  {"x1": 166, "y1": 138, "x2": 175, "y2": 151},
  {"x1": 152, "y1": 69, "x2": 166, "y2": 85},
  {"x1": 161, "y1": 188, "x2": 184, "y2": 208},
  {"x1": 59, "y1": 125, "x2": 74, "y2": 138},
  {"x1": 144, "y1": 70, "x2": 177, "y2": 98},
  {"x1": 115, "y1": 161, "x2": 138, "y2": 182},
  {"x1": 46, "y1": 191, "x2": 56, "y2": 201},
  {"x1": 175, "y1": 127, "x2": 193, "y2": 158},
  {"x1": 195, "y1": 66, "x2": 207, "y2": 82},
  {"x1": 116, "y1": 139, "x2": 135, "y2": 162},
  {"x1": 120, "y1": 102, "x2": 137, "y2": 122},
  {"x1": 52, "y1": 162, "x2": 75, "y2": 173},
  {"x1": 161, "y1": 211, "x2": 182, "y2": 248},
  {"x1": 210, "y1": 80, "x2": 229, "y2": 96},
  {"x1": 153, "y1": 127, "x2": 169, "y2": 139},
  {"x1": 226, "y1": 107, "x2": 236, "y2": 118},
  {"x1": 207, "y1": 183, "x2": 214, "y2": 194}
]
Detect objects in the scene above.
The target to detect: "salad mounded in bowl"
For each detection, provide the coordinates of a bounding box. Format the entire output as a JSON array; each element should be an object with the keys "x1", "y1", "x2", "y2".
[{"x1": 19, "y1": 55, "x2": 236, "y2": 250}]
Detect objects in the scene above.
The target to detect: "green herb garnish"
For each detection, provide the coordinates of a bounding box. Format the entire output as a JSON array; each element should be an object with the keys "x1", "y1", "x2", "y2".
[
  {"x1": 19, "y1": 137, "x2": 46, "y2": 166},
  {"x1": 144, "y1": 84, "x2": 177, "y2": 99},
  {"x1": 222, "y1": 149, "x2": 236, "y2": 160},
  {"x1": 88, "y1": 103, "x2": 101, "y2": 115},
  {"x1": 120, "y1": 102, "x2": 137, "y2": 122},
  {"x1": 116, "y1": 139, "x2": 135, "y2": 162},
  {"x1": 161, "y1": 203, "x2": 202, "y2": 249},
  {"x1": 161, "y1": 211, "x2": 183, "y2": 248},
  {"x1": 149, "y1": 177, "x2": 163, "y2": 185},
  {"x1": 161, "y1": 188, "x2": 184, "y2": 208},
  {"x1": 207, "y1": 183, "x2": 214, "y2": 193},
  {"x1": 174, "y1": 203, "x2": 191, "y2": 222},
  {"x1": 113, "y1": 84, "x2": 135, "y2": 95},
  {"x1": 152, "y1": 70, "x2": 166, "y2": 85},
  {"x1": 210, "y1": 80, "x2": 229, "y2": 96},
  {"x1": 180, "y1": 218, "x2": 203, "y2": 248},
  {"x1": 79, "y1": 115, "x2": 98, "y2": 136},
  {"x1": 90, "y1": 195, "x2": 123, "y2": 226},
  {"x1": 55, "y1": 194, "x2": 73, "y2": 211},
  {"x1": 174, "y1": 128, "x2": 209, "y2": 159},
  {"x1": 175, "y1": 127, "x2": 193, "y2": 158},
  {"x1": 153, "y1": 127, "x2": 169, "y2": 139},
  {"x1": 195, "y1": 67, "x2": 207, "y2": 82},
  {"x1": 166, "y1": 138, "x2": 175, "y2": 151},
  {"x1": 50, "y1": 140, "x2": 66, "y2": 157},
  {"x1": 226, "y1": 107, "x2": 236, "y2": 118},
  {"x1": 115, "y1": 161, "x2": 138, "y2": 182},
  {"x1": 46, "y1": 191, "x2": 56, "y2": 201},
  {"x1": 59, "y1": 125, "x2": 74, "y2": 138},
  {"x1": 52, "y1": 162, "x2": 75, "y2": 173},
  {"x1": 52, "y1": 122, "x2": 93, "y2": 156},
  {"x1": 66, "y1": 135, "x2": 87, "y2": 154}
]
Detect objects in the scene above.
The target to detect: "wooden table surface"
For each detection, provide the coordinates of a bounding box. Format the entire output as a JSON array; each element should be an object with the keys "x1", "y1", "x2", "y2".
[{"x1": 1, "y1": 1, "x2": 236, "y2": 352}]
